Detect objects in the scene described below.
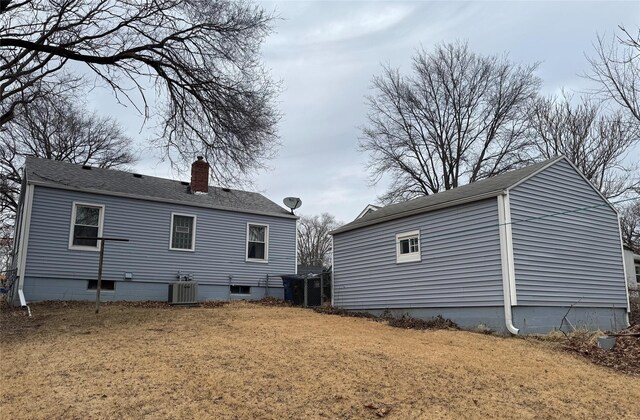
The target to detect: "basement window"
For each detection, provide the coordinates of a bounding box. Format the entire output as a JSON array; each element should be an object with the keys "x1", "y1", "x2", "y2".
[
  {"x1": 396, "y1": 230, "x2": 421, "y2": 263},
  {"x1": 87, "y1": 280, "x2": 115, "y2": 291},
  {"x1": 230, "y1": 285, "x2": 251, "y2": 295}
]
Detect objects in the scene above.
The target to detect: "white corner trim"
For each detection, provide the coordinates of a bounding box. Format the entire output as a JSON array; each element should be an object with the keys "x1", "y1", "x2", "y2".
[
  {"x1": 395, "y1": 229, "x2": 421, "y2": 263},
  {"x1": 295, "y1": 219, "x2": 299, "y2": 274},
  {"x1": 169, "y1": 212, "x2": 197, "y2": 251},
  {"x1": 246, "y1": 222, "x2": 269, "y2": 263},
  {"x1": 497, "y1": 194, "x2": 519, "y2": 335},
  {"x1": 331, "y1": 235, "x2": 335, "y2": 307},
  {"x1": 68, "y1": 201, "x2": 106, "y2": 251}
]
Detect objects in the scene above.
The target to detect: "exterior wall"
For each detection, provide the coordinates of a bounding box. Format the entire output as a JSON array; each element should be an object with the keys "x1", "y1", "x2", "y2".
[
  {"x1": 509, "y1": 159, "x2": 628, "y2": 308},
  {"x1": 23, "y1": 277, "x2": 283, "y2": 302},
  {"x1": 22, "y1": 186, "x2": 296, "y2": 302},
  {"x1": 333, "y1": 198, "x2": 504, "y2": 311}
]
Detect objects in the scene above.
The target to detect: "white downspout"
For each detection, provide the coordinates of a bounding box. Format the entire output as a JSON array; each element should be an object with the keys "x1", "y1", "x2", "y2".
[
  {"x1": 617, "y1": 215, "x2": 632, "y2": 329},
  {"x1": 330, "y1": 235, "x2": 335, "y2": 307},
  {"x1": 498, "y1": 193, "x2": 519, "y2": 335},
  {"x1": 15, "y1": 183, "x2": 34, "y2": 313}
]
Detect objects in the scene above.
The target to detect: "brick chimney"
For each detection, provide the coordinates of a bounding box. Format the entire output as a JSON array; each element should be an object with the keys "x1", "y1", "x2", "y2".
[{"x1": 190, "y1": 156, "x2": 209, "y2": 194}]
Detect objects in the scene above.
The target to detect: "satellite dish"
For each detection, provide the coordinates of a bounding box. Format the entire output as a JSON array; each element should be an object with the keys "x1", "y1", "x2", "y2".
[{"x1": 283, "y1": 197, "x2": 302, "y2": 214}]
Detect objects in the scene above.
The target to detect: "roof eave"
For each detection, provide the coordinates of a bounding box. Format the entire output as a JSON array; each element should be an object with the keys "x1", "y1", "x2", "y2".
[
  {"x1": 330, "y1": 189, "x2": 505, "y2": 235},
  {"x1": 28, "y1": 180, "x2": 299, "y2": 220}
]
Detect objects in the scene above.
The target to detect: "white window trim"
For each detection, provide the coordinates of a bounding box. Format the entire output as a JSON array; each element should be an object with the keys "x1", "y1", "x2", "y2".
[
  {"x1": 246, "y1": 223, "x2": 269, "y2": 263},
  {"x1": 68, "y1": 201, "x2": 105, "y2": 252},
  {"x1": 169, "y1": 212, "x2": 197, "y2": 252},
  {"x1": 396, "y1": 229, "x2": 421, "y2": 263}
]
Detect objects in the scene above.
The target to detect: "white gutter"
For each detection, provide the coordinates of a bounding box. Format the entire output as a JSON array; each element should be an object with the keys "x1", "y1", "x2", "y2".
[
  {"x1": 497, "y1": 193, "x2": 519, "y2": 335},
  {"x1": 16, "y1": 184, "x2": 35, "y2": 309}
]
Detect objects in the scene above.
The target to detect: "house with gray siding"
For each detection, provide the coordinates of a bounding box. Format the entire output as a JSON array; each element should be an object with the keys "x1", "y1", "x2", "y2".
[
  {"x1": 331, "y1": 157, "x2": 630, "y2": 334},
  {"x1": 10, "y1": 157, "x2": 297, "y2": 305}
]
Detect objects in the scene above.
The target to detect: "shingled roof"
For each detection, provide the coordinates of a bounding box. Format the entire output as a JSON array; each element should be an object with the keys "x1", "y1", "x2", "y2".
[
  {"x1": 24, "y1": 157, "x2": 295, "y2": 218},
  {"x1": 331, "y1": 156, "x2": 565, "y2": 235}
]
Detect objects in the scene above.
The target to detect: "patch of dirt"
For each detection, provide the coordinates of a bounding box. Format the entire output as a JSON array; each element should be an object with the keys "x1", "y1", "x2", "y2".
[
  {"x1": 386, "y1": 314, "x2": 458, "y2": 330},
  {"x1": 313, "y1": 305, "x2": 458, "y2": 330},
  {"x1": 251, "y1": 296, "x2": 292, "y2": 307},
  {"x1": 313, "y1": 305, "x2": 384, "y2": 320},
  {"x1": 2, "y1": 302, "x2": 639, "y2": 419}
]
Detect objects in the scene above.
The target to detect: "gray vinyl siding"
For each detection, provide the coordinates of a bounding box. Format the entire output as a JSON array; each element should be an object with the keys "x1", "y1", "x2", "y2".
[
  {"x1": 23, "y1": 186, "x2": 296, "y2": 299},
  {"x1": 333, "y1": 199, "x2": 503, "y2": 310},
  {"x1": 509, "y1": 159, "x2": 627, "y2": 307}
]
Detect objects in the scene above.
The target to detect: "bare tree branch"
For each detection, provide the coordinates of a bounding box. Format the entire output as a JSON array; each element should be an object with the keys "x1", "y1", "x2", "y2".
[
  {"x1": 586, "y1": 26, "x2": 640, "y2": 122},
  {"x1": 0, "y1": 92, "x2": 137, "y2": 232},
  {"x1": 360, "y1": 41, "x2": 540, "y2": 204},
  {"x1": 528, "y1": 93, "x2": 640, "y2": 199},
  {"x1": 0, "y1": 0, "x2": 280, "y2": 185},
  {"x1": 297, "y1": 213, "x2": 342, "y2": 268}
]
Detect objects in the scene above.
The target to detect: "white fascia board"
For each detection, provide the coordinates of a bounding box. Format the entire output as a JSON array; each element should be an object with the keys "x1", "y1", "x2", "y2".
[
  {"x1": 28, "y1": 180, "x2": 298, "y2": 220},
  {"x1": 331, "y1": 190, "x2": 503, "y2": 235}
]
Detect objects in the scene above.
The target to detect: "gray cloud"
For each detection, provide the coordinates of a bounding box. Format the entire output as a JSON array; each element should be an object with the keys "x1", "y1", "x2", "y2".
[{"x1": 86, "y1": 1, "x2": 640, "y2": 223}]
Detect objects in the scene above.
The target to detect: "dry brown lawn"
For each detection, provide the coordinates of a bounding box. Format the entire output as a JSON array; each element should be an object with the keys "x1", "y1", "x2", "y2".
[{"x1": 1, "y1": 301, "x2": 639, "y2": 419}]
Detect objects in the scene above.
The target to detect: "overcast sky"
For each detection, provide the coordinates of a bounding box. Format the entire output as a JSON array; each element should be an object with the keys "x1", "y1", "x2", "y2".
[{"x1": 90, "y1": 1, "x2": 640, "y2": 223}]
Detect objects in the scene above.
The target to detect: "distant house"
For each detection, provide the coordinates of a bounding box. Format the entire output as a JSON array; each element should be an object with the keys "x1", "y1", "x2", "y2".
[
  {"x1": 356, "y1": 204, "x2": 380, "y2": 219},
  {"x1": 10, "y1": 157, "x2": 297, "y2": 304},
  {"x1": 622, "y1": 246, "x2": 639, "y2": 294},
  {"x1": 331, "y1": 157, "x2": 630, "y2": 334}
]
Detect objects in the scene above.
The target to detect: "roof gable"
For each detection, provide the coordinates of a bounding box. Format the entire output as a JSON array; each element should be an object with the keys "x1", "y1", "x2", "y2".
[
  {"x1": 331, "y1": 157, "x2": 566, "y2": 235},
  {"x1": 24, "y1": 157, "x2": 294, "y2": 218}
]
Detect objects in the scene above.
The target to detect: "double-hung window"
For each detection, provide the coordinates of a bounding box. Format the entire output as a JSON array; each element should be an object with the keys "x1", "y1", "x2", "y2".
[
  {"x1": 396, "y1": 230, "x2": 421, "y2": 263},
  {"x1": 246, "y1": 223, "x2": 268, "y2": 262},
  {"x1": 69, "y1": 202, "x2": 105, "y2": 250},
  {"x1": 170, "y1": 213, "x2": 196, "y2": 251}
]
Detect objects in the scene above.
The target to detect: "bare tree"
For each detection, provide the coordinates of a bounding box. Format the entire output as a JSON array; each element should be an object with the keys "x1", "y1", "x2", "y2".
[
  {"x1": 528, "y1": 93, "x2": 640, "y2": 199},
  {"x1": 587, "y1": 26, "x2": 640, "y2": 122},
  {"x1": 620, "y1": 200, "x2": 640, "y2": 253},
  {"x1": 360, "y1": 42, "x2": 541, "y2": 203},
  {"x1": 297, "y1": 213, "x2": 341, "y2": 268},
  {"x1": 0, "y1": 94, "x2": 137, "y2": 229},
  {"x1": 0, "y1": 0, "x2": 279, "y2": 184}
]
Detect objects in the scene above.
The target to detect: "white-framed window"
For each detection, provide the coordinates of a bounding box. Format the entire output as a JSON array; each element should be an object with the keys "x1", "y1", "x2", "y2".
[
  {"x1": 68, "y1": 202, "x2": 105, "y2": 251},
  {"x1": 396, "y1": 229, "x2": 421, "y2": 263},
  {"x1": 170, "y1": 213, "x2": 196, "y2": 251},
  {"x1": 246, "y1": 223, "x2": 268, "y2": 262}
]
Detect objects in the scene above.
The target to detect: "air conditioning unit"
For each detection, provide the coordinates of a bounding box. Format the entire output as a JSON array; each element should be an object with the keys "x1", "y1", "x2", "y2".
[{"x1": 168, "y1": 281, "x2": 198, "y2": 305}]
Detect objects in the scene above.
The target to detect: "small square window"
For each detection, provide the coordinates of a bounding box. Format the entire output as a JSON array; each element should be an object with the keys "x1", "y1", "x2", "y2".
[
  {"x1": 87, "y1": 280, "x2": 115, "y2": 290},
  {"x1": 230, "y1": 285, "x2": 251, "y2": 295},
  {"x1": 396, "y1": 230, "x2": 421, "y2": 263}
]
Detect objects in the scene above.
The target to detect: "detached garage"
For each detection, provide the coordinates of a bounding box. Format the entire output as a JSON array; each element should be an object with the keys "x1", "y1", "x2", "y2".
[{"x1": 331, "y1": 156, "x2": 630, "y2": 334}]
